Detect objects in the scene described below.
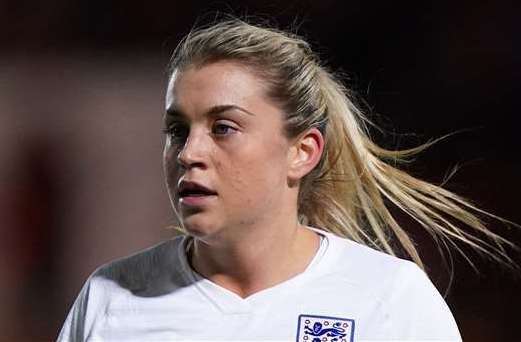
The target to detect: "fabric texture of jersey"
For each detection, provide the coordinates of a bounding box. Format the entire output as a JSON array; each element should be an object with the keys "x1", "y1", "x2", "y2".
[{"x1": 57, "y1": 226, "x2": 462, "y2": 342}]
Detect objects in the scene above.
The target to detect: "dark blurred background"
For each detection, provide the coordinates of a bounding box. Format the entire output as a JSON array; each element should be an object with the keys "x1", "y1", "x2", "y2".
[{"x1": 0, "y1": 0, "x2": 519, "y2": 341}]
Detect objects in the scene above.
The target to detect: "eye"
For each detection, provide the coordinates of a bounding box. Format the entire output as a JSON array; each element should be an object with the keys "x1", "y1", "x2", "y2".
[
  {"x1": 213, "y1": 122, "x2": 237, "y2": 136},
  {"x1": 162, "y1": 122, "x2": 188, "y2": 141}
]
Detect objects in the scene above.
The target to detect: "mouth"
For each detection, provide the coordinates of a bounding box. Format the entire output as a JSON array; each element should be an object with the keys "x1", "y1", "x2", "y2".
[{"x1": 177, "y1": 180, "x2": 218, "y2": 207}]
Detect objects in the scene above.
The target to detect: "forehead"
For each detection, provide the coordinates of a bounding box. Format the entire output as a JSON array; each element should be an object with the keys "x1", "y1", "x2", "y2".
[{"x1": 165, "y1": 61, "x2": 270, "y2": 111}]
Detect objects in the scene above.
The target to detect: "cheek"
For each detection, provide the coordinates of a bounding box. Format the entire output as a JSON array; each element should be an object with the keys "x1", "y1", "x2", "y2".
[{"x1": 218, "y1": 141, "x2": 287, "y2": 204}]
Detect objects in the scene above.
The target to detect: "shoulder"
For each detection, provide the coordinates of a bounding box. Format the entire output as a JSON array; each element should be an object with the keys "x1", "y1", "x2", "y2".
[
  {"x1": 79, "y1": 234, "x2": 190, "y2": 312},
  {"x1": 324, "y1": 232, "x2": 461, "y2": 340},
  {"x1": 91, "y1": 235, "x2": 188, "y2": 296},
  {"x1": 323, "y1": 230, "x2": 416, "y2": 284},
  {"x1": 57, "y1": 235, "x2": 189, "y2": 341},
  {"x1": 325, "y1": 231, "x2": 441, "y2": 298}
]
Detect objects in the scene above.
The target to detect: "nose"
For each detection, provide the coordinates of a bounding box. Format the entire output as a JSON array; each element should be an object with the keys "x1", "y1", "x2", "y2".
[{"x1": 176, "y1": 130, "x2": 208, "y2": 170}]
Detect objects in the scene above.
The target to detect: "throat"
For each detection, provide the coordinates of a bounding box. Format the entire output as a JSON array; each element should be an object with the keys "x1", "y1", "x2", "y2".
[{"x1": 185, "y1": 228, "x2": 322, "y2": 299}]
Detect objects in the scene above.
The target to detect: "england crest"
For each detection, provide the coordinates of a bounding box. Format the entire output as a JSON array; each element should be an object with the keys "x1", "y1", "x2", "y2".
[{"x1": 296, "y1": 314, "x2": 355, "y2": 342}]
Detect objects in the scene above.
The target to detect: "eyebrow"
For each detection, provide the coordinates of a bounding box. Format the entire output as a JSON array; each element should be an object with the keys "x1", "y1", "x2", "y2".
[{"x1": 165, "y1": 104, "x2": 256, "y2": 119}]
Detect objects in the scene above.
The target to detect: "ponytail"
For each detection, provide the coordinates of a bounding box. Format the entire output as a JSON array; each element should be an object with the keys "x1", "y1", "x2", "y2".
[{"x1": 300, "y1": 67, "x2": 518, "y2": 271}]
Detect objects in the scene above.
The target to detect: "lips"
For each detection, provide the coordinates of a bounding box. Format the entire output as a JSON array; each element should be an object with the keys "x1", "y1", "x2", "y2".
[
  {"x1": 178, "y1": 180, "x2": 217, "y2": 197},
  {"x1": 177, "y1": 180, "x2": 217, "y2": 208}
]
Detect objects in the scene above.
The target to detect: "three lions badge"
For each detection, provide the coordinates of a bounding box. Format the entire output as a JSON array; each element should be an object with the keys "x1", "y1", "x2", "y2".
[{"x1": 296, "y1": 314, "x2": 355, "y2": 342}]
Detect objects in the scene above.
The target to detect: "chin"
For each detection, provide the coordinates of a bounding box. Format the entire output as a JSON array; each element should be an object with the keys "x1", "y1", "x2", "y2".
[{"x1": 181, "y1": 218, "x2": 220, "y2": 239}]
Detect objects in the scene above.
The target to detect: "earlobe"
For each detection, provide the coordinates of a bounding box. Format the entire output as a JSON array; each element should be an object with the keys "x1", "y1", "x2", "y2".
[{"x1": 287, "y1": 128, "x2": 325, "y2": 182}]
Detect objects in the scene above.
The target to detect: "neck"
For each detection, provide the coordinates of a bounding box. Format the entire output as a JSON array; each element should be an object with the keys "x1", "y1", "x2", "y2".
[{"x1": 187, "y1": 223, "x2": 320, "y2": 299}]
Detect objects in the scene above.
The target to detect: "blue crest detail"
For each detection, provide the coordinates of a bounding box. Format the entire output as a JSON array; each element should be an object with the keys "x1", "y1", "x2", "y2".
[{"x1": 296, "y1": 314, "x2": 355, "y2": 342}]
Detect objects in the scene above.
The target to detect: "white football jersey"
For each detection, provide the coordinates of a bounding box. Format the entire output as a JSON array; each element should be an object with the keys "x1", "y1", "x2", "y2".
[{"x1": 57, "y1": 226, "x2": 462, "y2": 341}]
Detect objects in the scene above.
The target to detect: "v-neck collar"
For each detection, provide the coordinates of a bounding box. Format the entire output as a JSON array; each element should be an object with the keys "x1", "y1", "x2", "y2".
[{"x1": 177, "y1": 226, "x2": 332, "y2": 314}]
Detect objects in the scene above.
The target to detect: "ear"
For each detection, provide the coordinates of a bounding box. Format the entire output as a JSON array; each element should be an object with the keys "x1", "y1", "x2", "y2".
[{"x1": 287, "y1": 127, "x2": 325, "y2": 185}]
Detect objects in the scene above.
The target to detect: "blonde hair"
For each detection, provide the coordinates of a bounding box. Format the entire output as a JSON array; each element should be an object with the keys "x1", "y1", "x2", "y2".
[{"x1": 166, "y1": 18, "x2": 519, "y2": 273}]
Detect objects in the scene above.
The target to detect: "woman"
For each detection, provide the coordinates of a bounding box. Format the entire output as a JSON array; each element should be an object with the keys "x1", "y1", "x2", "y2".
[{"x1": 57, "y1": 18, "x2": 517, "y2": 341}]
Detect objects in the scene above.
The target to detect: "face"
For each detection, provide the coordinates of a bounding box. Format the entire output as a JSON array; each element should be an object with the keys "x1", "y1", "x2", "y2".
[{"x1": 163, "y1": 61, "x2": 295, "y2": 242}]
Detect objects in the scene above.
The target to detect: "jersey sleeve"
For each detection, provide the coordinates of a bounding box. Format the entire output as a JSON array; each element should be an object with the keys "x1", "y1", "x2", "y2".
[
  {"x1": 56, "y1": 274, "x2": 97, "y2": 342},
  {"x1": 386, "y1": 260, "x2": 463, "y2": 341}
]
